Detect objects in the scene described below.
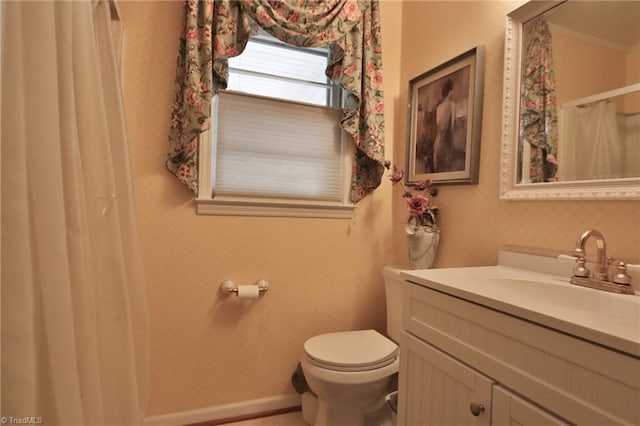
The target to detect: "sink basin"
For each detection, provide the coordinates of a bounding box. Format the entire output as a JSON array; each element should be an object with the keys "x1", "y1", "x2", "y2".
[
  {"x1": 482, "y1": 273, "x2": 639, "y2": 333},
  {"x1": 402, "y1": 260, "x2": 640, "y2": 357}
]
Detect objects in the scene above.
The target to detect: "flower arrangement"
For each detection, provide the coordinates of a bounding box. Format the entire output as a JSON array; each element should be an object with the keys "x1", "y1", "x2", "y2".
[{"x1": 385, "y1": 162, "x2": 439, "y2": 229}]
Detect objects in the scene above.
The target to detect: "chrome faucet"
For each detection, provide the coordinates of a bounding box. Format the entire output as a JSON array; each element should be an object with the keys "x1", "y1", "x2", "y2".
[{"x1": 569, "y1": 229, "x2": 634, "y2": 295}]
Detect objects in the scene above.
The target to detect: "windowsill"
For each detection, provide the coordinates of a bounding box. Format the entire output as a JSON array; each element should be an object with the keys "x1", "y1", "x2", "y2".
[{"x1": 195, "y1": 196, "x2": 355, "y2": 219}]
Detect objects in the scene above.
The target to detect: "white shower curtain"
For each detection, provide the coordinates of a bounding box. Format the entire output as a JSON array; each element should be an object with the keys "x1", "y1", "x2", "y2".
[
  {"x1": 558, "y1": 100, "x2": 623, "y2": 181},
  {"x1": 1, "y1": 1, "x2": 148, "y2": 425}
]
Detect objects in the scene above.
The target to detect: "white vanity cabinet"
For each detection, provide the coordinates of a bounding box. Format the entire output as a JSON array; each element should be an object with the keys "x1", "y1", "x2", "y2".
[
  {"x1": 397, "y1": 280, "x2": 640, "y2": 426},
  {"x1": 402, "y1": 332, "x2": 494, "y2": 425},
  {"x1": 492, "y1": 386, "x2": 568, "y2": 425}
]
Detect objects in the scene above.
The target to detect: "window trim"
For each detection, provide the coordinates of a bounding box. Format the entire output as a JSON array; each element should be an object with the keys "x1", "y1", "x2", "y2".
[
  {"x1": 195, "y1": 93, "x2": 355, "y2": 219},
  {"x1": 195, "y1": 196, "x2": 355, "y2": 218}
]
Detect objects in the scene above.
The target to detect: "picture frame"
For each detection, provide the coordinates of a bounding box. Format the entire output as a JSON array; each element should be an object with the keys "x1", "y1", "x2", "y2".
[{"x1": 406, "y1": 46, "x2": 485, "y2": 185}]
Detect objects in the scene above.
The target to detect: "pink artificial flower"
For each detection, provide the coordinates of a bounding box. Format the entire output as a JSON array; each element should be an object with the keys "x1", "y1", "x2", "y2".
[
  {"x1": 406, "y1": 195, "x2": 430, "y2": 217},
  {"x1": 414, "y1": 179, "x2": 432, "y2": 190},
  {"x1": 388, "y1": 167, "x2": 404, "y2": 184}
]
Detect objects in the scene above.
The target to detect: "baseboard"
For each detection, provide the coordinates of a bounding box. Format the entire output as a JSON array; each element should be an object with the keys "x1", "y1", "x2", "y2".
[{"x1": 143, "y1": 394, "x2": 302, "y2": 426}]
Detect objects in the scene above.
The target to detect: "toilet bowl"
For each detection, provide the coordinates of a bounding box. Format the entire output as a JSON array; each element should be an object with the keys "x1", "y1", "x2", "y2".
[
  {"x1": 301, "y1": 330, "x2": 398, "y2": 426},
  {"x1": 300, "y1": 267, "x2": 406, "y2": 426}
]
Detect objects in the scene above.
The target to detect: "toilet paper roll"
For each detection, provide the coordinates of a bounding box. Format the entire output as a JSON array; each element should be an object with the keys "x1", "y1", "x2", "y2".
[{"x1": 237, "y1": 285, "x2": 260, "y2": 299}]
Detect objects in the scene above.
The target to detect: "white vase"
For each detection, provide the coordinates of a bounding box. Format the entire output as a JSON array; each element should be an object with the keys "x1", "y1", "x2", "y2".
[{"x1": 405, "y1": 224, "x2": 440, "y2": 269}]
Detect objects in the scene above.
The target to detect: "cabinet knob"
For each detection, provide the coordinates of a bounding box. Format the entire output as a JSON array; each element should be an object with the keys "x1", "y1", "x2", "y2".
[{"x1": 469, "y1": 402, "x2": 485, "y2": 416}]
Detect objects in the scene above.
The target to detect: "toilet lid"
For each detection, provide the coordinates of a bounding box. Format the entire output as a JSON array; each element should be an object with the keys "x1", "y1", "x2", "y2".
[{"x1": 304, "y1": 330, "x2": 398, "y2": 372}]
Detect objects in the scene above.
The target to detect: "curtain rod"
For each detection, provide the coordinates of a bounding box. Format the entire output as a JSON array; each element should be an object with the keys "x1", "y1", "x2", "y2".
[{"x1": 562, "y1": 82, "x2": 640, "y2": 108}]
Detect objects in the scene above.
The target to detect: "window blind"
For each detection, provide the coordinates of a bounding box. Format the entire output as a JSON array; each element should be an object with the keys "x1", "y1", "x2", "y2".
[
  {"x1": 213, "y1": 91, "x2": 345, "y2": 202},
  {"x1": 227, "y1": 33, "x2": 333, "y2": 106}
]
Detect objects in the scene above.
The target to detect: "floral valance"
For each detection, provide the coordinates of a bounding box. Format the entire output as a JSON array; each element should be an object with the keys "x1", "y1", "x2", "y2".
[
  {"x1": 166, "y1": 0, "x2": 385, "y2": 202},
  {"x1": 520, "y1": 16, "x2": 558, "y2": 183}
]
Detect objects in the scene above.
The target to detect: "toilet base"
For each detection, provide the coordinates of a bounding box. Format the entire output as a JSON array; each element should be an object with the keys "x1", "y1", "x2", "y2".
[
  {"x1": 300, "y1": 329, "x2": 400, "y2": 426},
  {"x1": 301, "y1": 392, "x2": 318, "y2": 425},
  {"x1": 302, "y1": 390, "x2": 396, "y2": 426}
]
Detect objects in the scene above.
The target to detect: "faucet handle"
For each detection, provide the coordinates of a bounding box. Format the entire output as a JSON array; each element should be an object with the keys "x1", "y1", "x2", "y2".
[
  {"x1": 572, "y1": 247, "x2": 586, "y2": 258},
  {"x1": 572, "y1": 256, "x2": 590, "y2": 278},
  {"x1": 612, "y1": 261, "x2": 632, "y2": 285}
]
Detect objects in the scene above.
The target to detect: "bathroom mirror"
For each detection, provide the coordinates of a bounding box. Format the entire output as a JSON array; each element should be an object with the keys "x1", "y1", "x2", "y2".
[{"x1": 500, "y1": 0, "x2": 640, "y2": 200}]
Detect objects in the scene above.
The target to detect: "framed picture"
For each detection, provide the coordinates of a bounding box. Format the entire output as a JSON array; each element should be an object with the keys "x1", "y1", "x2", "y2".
[{"x1": 406, "y1": 46, "x2": 485, "y2": 185}]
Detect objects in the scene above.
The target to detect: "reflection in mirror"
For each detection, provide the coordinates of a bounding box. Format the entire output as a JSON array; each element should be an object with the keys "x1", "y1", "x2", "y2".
[
  {"x1": 500, "y1": 0, "x2": 640, "y2": 200},
  {"x1": 518, "y1": 15, "x2": 559, "y2": 184},
  {"x1": 557, "y1": 84, "x2": 640, "y2": 182},
  {"x1": 519, "y1": 1, "x2": 640, "y2": 184}
]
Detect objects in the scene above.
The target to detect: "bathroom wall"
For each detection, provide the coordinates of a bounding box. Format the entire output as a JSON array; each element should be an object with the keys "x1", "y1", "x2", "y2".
[
  {"x1": 120, "y1": 0, "x2": 639, "y2": 418},
  {"x1": 392, "y1": 0, "x2": 640, "y2": 269},
  {"x1": 119, "y1": 0, "x2": 403, "y2": 417},
  {"x1": 552, "y1": 26, "x2": 628, "y2": 103}
]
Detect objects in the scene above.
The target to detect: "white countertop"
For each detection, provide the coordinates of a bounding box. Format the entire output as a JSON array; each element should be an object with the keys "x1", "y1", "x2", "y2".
[{"x1": 400, "y1": 251, "x2": 640, "y2": 357}]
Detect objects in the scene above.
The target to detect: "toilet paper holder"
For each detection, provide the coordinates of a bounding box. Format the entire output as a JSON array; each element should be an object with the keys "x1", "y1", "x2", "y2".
[{"x1": 220, "y1": 279, "x2": 269, "y2": 296}]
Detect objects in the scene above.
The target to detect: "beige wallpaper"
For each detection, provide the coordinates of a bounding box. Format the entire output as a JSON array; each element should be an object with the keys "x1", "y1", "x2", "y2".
[
  {"x1": 120, "y1": 0, "x2": 402, "y2": 416},
  {"x1": 553, "y1": 27, "x2": 628, "y2": 103},
  {"x1": 120, "y1": 0, "x2": 639, "y2": 417},
  {"x1": 392, "y1": 0, "x2": 640, "y2": 269}
]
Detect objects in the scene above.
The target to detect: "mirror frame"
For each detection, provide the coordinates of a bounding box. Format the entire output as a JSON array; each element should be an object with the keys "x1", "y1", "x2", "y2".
[{"x1": 500, "y1": 0, "x2": 640, "y2": 200}]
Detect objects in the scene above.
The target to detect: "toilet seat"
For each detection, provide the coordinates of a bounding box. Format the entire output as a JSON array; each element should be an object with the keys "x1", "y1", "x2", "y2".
[{"x1": 304, "y1": 330, "x2": 398, "y2": 372}]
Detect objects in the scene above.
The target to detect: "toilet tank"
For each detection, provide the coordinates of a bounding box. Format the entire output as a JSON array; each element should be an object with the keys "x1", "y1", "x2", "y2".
[{"x1": 383, "y1": 266, "x2": 406, "y2": 344}]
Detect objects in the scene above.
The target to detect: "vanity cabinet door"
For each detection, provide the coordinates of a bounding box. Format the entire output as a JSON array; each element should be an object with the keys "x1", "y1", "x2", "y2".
[
  {"x1": 400, "y1": 333, "x2": 494, "y2": 426},
  {"x1": 492, "y1": 386, "x2": 569, "y2": 426}
]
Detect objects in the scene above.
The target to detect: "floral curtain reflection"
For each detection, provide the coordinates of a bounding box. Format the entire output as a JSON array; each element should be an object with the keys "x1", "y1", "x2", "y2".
[
  {"x1": 520, "y1": 16, "x2": 558, "y2": 183},
  {"x1": 167, "y1": 0, "x2": 386, "y2": 202}
]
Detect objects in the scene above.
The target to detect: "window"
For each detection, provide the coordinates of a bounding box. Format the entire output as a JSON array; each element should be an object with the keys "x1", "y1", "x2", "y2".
[
  {"x1": 196, "y1": 29, "x2": 353, "y2": 218},
  {"x1": 227, "y1": 30, "x2": 340, "y2": 107}
]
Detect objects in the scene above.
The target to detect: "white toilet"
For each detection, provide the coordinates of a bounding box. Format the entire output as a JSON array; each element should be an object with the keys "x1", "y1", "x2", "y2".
[{"x1": 300, "y1": 267, "x2": 405, "y2": 426}]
